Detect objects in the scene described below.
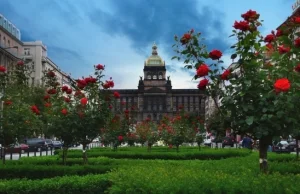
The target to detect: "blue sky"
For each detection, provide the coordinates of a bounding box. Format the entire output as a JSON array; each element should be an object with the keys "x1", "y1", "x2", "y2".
[{"x1": 0, "y1": 0, "x2": 295, "y2": 89}]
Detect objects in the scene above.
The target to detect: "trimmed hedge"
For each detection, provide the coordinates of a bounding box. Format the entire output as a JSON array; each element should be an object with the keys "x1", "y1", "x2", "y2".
[
  {"x1": 107, "y1": 159, "x2": 300, "y2": 194},
  {"x1": 56, "y1": 149, "x2": 251, "y2": 160},
  {"x1": 0, "y1": 174, "x2": 110, "y2": 194},
  {"x1": 0, "y1": 164, "x2": 113, "y2": 180},
  {"x1": 8, "y1": 156, "x2": 114, "y2": 166}
]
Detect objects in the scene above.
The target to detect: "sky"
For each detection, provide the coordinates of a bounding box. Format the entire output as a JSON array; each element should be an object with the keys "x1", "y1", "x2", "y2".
[{"x1": 0, "y1": 0, "x2": 295, "y2": 89}]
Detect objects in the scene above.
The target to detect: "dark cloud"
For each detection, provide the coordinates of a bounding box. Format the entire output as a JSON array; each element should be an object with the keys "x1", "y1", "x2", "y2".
[
  {"x1": 166, "y1": 65, "x2": 177, "y2": 73},
  {"x1": 88, "y1": 0, "x2": 230, "y2": 58}
]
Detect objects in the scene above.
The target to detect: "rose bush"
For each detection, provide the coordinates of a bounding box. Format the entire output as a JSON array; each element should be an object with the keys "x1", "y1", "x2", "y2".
[
  {"x1": 173, "y1": 9, "x2": 300, "y2": 172},
  {"x1": 43, "y1": 64, "x2": 113, "y2": 164}
]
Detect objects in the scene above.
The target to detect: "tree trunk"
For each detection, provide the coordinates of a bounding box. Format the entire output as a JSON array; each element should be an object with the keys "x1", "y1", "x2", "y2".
[
  {"x1": 296, "y1": 138, "x2": 299, "y2": 160},
  {"x1": 147, "y1": 144, "x2": 152, "y2": 152},
  {"x1": 259, "y1": 136, "x2": 272, "y2": 173},
  {"x1": 62, "y1": 147, "x2": 68, "y2": 165},
  {"x1": 82, "y1": 143, "x2": 88, "y2": 165},
  {"x1": 1, "y1": 147, "x2": 5, "y2": 165}
]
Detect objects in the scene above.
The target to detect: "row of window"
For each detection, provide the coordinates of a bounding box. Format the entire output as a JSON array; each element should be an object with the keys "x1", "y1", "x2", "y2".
[
  {"x1": 146, "y1": 72, "x2": 164, "y2": 79},
  {"x1": 0, "y1": 16, "x2": 21, "y2": 40}
]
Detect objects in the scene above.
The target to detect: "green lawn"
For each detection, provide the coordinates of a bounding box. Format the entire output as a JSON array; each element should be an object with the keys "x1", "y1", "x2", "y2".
[{"x1": 0, "y1": 147, "x2": 299, "y2": 194}]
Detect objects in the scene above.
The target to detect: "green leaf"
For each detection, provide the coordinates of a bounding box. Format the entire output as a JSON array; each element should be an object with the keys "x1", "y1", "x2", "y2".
[
  {"x1": 231, "y1": 54, "x2": 237, "y2": 59},
  {"x1": 262, "y1": 108, "x2": 267, "y2": 113},
  {"x1": 171, "y1": 56, "x2": 177, "y2": 60},
  {"x1": 246, "y1": 116, "x2": 254, "y2": 125}
]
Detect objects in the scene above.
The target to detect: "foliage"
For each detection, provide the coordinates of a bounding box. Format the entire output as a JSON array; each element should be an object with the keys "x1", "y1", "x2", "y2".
[
  {"x1": 0, "y1": 174, "x2": 110, "y2": 194},
  {"x1": 0, "y1": 61, "x2": 43, "y2": 146},
  {"x1": 172, "y1": 10, "x2": 300, "y2": 171}
]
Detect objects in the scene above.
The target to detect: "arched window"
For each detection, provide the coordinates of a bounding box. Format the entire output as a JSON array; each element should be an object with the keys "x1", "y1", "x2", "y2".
[
  {"x1": 158, "y1": 72, "x2": 163, "y2": 79},
  {"x1": 147, "y1": 73, "x2": 151, "y2": 79},
  {"x1": 153, "y1": 75, "x2": 157, "y2": 79}
]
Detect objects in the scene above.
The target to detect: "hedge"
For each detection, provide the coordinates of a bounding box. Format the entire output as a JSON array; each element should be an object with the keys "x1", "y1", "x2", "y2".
[
  {"x1": 0, "y1": 164, "x2": 113, "y2": 180},
  {"x1": 107, "y1": 160, "x2": 300, "y2": 194},
  {"x1": 0, "y1": 174, "x2": 110, "y2": 194},
  {"x1": 56, "y1": 149, "x2": 251, "y2": 160}
]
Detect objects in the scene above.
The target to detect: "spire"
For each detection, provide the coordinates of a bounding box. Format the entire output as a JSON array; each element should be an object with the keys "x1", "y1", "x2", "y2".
[{"x1": 152, "y1": 42, "x2": 158, "y2": 55}]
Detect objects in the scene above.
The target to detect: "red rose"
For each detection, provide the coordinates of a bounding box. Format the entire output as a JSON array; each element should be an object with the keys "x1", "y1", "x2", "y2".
[
  {"x1": 295, "y1": 64, "x2": 300, "y2": 72},
  {"x1": 264, "y1": 34, "x2": 275, "y2": 43},
  {"x1": 113, "y1": 91, "x2": 120, "y2": 99},
  {"x1": 274, "y1": 78, "x2": 290, "y2": 93},
  {"x1": 294, "y1": 17, "x2": 300, "y2": 23},
  {"x1": 17, "y1": 61, "x2": 24, "y2": 66},
  {"x1": 44, "y1": 95, "x2": 50, "y2": 101},
  {"x1": 266, "y1": 43, "x2": 273, "y2": 50},
  {"x1": 221, "y1": 69, "x2": 231, "y2": 80},
  {"x1": 4, "y1": 100, "x2": 12, "y2": 106},
  {"x1": 241, "y1": 10, "x2": 259, "y2": 21},
  {"x1": 47, "y1": 71, "x2": 56, "y2": 77},
  {"x1": 64, "y1": 97, "x2": 71, "y2": 103},
  {"x1": 276, "y1": 29, "x2": 283, "y2": 37},
  {"x1": 209, "y1": 50, "x2": 222, "y2": 60},
  {"x1": 80, "y1": 97, "x2": 88, "y2": 106},
  {"x1": 61, "y1": 108, "x2": 68, "y2": 115},
  {"x1": 103, "y1": 80, "x2": 114, "y2": 89},
  {"x1": 44, "y1": 102, "x2": 51, "y2": 107},
  {"x1": 197, "y1": 79, "x2": 209, "y2": 90},
  {"x1": 118, "y1": 135, "x2": 123, "y2": 142},
  {"x1": 233, "y1": 20, "x2": 250, "y2": 31},
  {"x1": 295, "y1": 38, "x2": 300, "y2": 47},
  {"x1": 180, "y1": 33, "x2": 192, "y2": 45},
  {"x1": 0, "y1": 65, "x2": 6, "y2": 72},
  {"x1": 61, "y1": 85, "x2": 69, "y2": 92},
  {"x1": 77, "y1": 79, "x2": 87, "y2": 89},
  {"x1": 121, "y1": 101, "x2": 126, "y2": 105},
  {"x1": 47, "y1": 88, "x2": 57, "y2": 95},
  {"x1": 84, "y1": 77, "x2": 97, "y2": 84},
  {"x1": 66, "y1": 88, "x2": 72, "y2": 94},
  {"x1": 31, "y1": 105, "x2": 40, "y2": 115},
  {"x1": 109, "y1": 105, "x2": 113, "y2": 109},
  {"x1": 196, "y1": 64, "x2": 209, "y2": 77},
  {"x1": 278, "y1": 45, "x2": 290, "y2": 54},
  {"x1": 96, "y1": 64, "x2": 104, "y2": 70}
]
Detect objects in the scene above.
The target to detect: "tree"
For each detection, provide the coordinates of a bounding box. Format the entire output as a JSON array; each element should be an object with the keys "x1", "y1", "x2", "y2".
[
  {"x1": 173, "y1": 10, "x2": 300, "y2": 172},
  {"x1": 0, "y1": 61, "x2": 43, "y2": 164},
  {"x1": 44, "y1": 64, "x2": 115, "y2": 164},
  {"x1": 135, "y1": 119, "x2": 158, "y2": 151}
]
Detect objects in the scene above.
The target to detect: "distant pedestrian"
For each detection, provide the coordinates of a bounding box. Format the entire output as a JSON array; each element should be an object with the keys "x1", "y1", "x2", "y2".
[{"x1": 242, "y1": 135, "x2": 253, "y2": 149}]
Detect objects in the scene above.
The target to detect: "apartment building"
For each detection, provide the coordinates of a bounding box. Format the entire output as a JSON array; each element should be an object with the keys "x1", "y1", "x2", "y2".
[{"x1": 0, "y1": 13, "x2": 72, "y2": 87}]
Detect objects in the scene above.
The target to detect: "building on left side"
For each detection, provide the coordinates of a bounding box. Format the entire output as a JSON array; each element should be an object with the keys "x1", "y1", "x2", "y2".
[{"x1": 0, "y1": 13, "x2": 72, "y2": 88}]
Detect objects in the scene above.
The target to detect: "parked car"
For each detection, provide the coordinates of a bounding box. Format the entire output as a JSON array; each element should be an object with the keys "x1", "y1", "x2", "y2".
[
  {"x1": 273, "y1": 141, "x2": 291, "y2": 153},
  {"x1": 45, "y1": 139, "x2": 54, "y2": 149},
  {"x1": 222, "y1": 137, "x2": 235, "y2": 148},
  {"x1": 23, "y1": 138, "x2": 49, "y2": 152},
  {"x1": 287, "y1": 141, "x2": 300, "y2": 152},
  {"x1": 6, "y1": 143, "x2": 29, "y2": 154},
  {"x1": 52, "y1": 141, "x2": 63, "y2": 149}
]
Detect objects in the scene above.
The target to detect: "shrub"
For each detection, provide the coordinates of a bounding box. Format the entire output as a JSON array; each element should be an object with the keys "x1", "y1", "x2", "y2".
[
  {"x1": 0, "y1": 164, "x2": 113, "y2": 180},
  {"x1": 0, "y1": 174, "x2": 110, "y2": 194}
]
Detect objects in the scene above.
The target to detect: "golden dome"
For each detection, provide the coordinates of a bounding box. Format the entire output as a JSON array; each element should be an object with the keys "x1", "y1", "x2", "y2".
[{"x1": 145, "y1": 42, "x2": 165, "y2": 66}]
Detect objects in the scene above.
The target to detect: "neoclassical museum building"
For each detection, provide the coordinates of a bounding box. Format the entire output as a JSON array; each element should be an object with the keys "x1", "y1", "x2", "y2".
[{"x1": 111, "y1": 44, "x2": 206, "y2": 123}]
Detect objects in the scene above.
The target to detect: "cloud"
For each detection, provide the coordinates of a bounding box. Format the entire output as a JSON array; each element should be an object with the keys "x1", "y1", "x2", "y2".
[
  {"x1": 88, "y1": 0, "x2": 230, "y2": 57},
  {"x1": 166, "y1": 65, "x2": 177, "y2": 73}
]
